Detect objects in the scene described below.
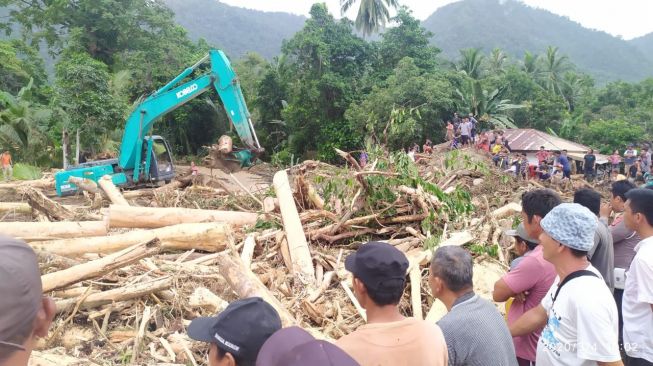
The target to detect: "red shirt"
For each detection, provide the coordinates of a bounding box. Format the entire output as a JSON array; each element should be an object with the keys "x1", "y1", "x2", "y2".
[{"x1": 535, "y1": 150, "x2": 549, "y2": 163}]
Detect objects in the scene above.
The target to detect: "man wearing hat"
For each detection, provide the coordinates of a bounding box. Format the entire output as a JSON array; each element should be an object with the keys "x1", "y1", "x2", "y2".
[
  {"x1": 336, "y1": 242, "x2": 448, "y2": 366},
  {"x1": 187, "y1": 297, "x2": 282, "y2": 366},
  {"x1": 510, "y1": 203, "x2": 622, "y2": 365},
  {"x1": 257, "y1": 326, "x2": 359, "y2": 366},
  {"x1": 493, "y1": 224, "x2": 556, "y2": 366},
  {"x1": 0, "y1": 235, "x2": 56, "y2": 366}
]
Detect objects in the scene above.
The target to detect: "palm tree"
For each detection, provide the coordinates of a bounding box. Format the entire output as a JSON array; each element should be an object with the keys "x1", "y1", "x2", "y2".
[
  {"x1": 340, "y1": 0, "x2": 400, "y2": 36},
  {"x1": 487, "y1": 48, "x2": 507, "y2": 75},
  {"x1": 538, "y1": 46, "x2": 571, "y2": 95},
  {"x1": 0, "y1": 79, "x2": 53, "y2": 164},
  {"x1": 522, "y1": 51, "x2": 538, "y2": 75},
  {"x1": 457, "y1": 48, "x2": 485, "y2": 79},
  {"x1": 455, "y1": 79, "x2": 524, "y2": 129},
  {"x1": 560, "y1": 72, "x2": 592, "y2": 112}
]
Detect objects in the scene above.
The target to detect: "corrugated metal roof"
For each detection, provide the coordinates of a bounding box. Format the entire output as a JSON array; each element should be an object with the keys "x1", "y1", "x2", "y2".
[{"x1": 502, "y1": 129, "x2": 589, "y2": 152}]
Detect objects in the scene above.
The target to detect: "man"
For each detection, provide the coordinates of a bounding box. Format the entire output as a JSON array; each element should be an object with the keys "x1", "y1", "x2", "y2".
[
  {"x1": 510, "y1": 203, "x2": 623, "y2": 366},
  {"x1": 459, "y1": 117, "x2": 473, "y2": 146},
  {"x1": 584, "y1": 149, "x2": 597, "y2": 182},
  {"x1": 624, "y1": 145, "x2": 637, "y2": 172},
  {"x1": 431, "y1": 246, "x2": 517, "y2": 366},
  {"x1": 187, "y1": 297, "x2": 282, "y2": 366},
  {"x1": 574, "y1": 188, "x2": 615, "y2": 292},
  {"x1": 337, "y1": 242, "x2": 448, "y2": 366},
  {"x1": 0, "y1": 235, "x2": 56, "y2": 366},
  {"x1": 537, "y1": 146, "x2": 550, "y2": 164},
  {"x1": 468, "y1": 113, "x2": 478, "y2": 142},
  {"x1": 258, "y1": 326, "x2": 359, "y2": 366},
  {"x1": 494, "y1": 223, "x2": 556, "y2": 366},
  {"x1": 640, "y1": 147, "x2": 651, "y2": 174},
  {"x1": 600, "y1": 180, "x2": 640, "y2": 353},
  {"x1": 506, "y1": 224, "x2": 539, "y2": 269},
  {"x1": 452, "y1": 112, "x2": 461, "y2": 131},
  {"x1": 1, "y1": 150, "x2": 12, "y2": 181},
  {"x1": 520, "y1": 189, "x2": 562, "y2": 240},
  {"x1": 622, "y1": 189, "x2": 653, "y2": 365},
  {"x1": 555, "y1": 150, "x2": 572, "y2": 180}
]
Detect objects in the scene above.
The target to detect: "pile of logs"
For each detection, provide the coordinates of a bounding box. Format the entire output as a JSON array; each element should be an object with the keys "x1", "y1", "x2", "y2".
[{"x1": 0, "y1": 149, "x2": 565, "y2": 365}]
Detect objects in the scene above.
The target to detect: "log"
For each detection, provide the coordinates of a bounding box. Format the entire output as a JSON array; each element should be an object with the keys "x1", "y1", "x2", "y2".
[
  {"x1": 31, "y1": 223, "x2": 232, "y2": 257},
  {"x1": 263, "y1": 197, "x2": 279, "y2": 213},
  {"x1": 41, "y1": 238, "x2": 161, "y2": 292},
  {"x1": 273, "y1": 170, "x2": 315, "y2": 284},
  {"x1": 106, "y1": 204, "x2": 258, "y2": 229},
  {"x1": 216, "y1": 253, "x2": 297, "y2": 326},
  {"x1": 0, "y1": 221, "x2": 107, "y2": 241},
  {"x1": 0, "y1": 202, "x2": 31, "y2": 214},
  {"x1": 122, "y1": 189, "x2": 154, "y2": 199},
  {"x1": 19, "y1": 185, "x2": 76, "y2": 221},
  {"x1": 409, "y1": 266, "x2": 423, "y2": 320},
  {"x1": 67, "y1": 176, "x2": 99, "y2": 194},
  {"x1": 491, "y1": 202, "x2": 522, "y2": 219},
  {"x1": 98, "y1": 175, "x2": 129, "y2": 206},
  {"x1": 240, "y1": 234, "x2": 257, "y2": 268},
  {"x1": 306, "y1": 182, "x2": 325, "y2": 210},
  {"x1": 55, "y1": 277, "x2": 173, "y2": 313}
]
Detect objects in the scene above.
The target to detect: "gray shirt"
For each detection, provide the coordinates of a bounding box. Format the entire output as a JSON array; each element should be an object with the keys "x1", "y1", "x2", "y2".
[
  {"x1": 437, "y1": 292, "x2": 517, "y2": 366},
  {"x1": 604, "y1": 217, "x2": 640, "y2": 269},
  {"x1": 460, "y1": 121, "x2": 473, "y2": 136},
  {"x1": 589, "y1": 220, "x2": 615, "y2": 292}
]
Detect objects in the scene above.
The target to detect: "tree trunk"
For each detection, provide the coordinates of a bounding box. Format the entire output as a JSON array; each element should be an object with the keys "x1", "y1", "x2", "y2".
[
  {"x1": 98, "y1": 175, "x2": 129, "y2": 206},
  {"x1": 106, "y1": 204, "x2": 258, "y2": 229},
  {"x1": 30, "y1": 222, "x2": 232, "y2": 257},
  {"x1": 0, "y1": 202, "x2": 31, "y2": 215},
  {"x1": 62, "y1": 129, "x2": 69, "y2": 170},
  {"x1": 273, "y1": 170, "x2": 315, "y2": 284},
  {"x1": 0, "y1": 221, "x2": 108, "y2": 241},
  {"x1": 75, "y1": 128, "x2": 80, "y2": 166},
  {"x1": 42, "y1": 238, "x2": 161, "y2": 292},
  {"x1": 19, "y1": 185, "x2": 76, "y2": 221}
]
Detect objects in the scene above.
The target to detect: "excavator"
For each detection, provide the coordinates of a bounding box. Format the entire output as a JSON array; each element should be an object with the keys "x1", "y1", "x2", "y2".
[{"x1": 55, "y1": 49, "x2": 263, "y2": 196}]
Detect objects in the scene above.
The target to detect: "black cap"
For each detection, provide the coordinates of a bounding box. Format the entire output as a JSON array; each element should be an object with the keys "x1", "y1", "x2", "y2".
[
  {"x1": 344, "y1": 242, "x2": 409, "y2": 292},
  {"x1": 188, "y1": 297, "x2": 281, "y2": 361}
]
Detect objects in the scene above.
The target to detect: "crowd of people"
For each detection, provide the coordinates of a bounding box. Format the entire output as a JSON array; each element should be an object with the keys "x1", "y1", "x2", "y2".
[{"x1": 2, "y1": 183, "x2": 652, "y2": 366}]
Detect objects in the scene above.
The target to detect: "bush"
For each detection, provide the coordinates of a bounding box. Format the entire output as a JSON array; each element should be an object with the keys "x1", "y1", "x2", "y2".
[{"x1": 11, "y1": 163, "x2": 42, "y2": 180}]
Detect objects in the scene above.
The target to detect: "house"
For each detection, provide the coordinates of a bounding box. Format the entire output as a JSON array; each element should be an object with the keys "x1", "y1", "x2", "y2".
[{"x1": 502, "y1": 128, "x2": 608, "y2": 165}]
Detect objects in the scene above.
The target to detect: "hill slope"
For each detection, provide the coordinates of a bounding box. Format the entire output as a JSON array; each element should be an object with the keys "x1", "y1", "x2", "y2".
[
  {"x1": 422, "y1": 0, "x2": 653, "y2": 82},
  {"x1": 630, "y1": 33, "x2": 653, "y2": 62},
  {"x1": 162, "y1": 0, "x2": 306, "y2": 59}
]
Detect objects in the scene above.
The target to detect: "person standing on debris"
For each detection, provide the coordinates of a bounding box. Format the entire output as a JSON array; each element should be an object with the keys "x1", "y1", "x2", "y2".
[
  {"x1": 336, "y1": 242, "x2": 448, "y2": 366},
  {"x1": 600, "y1": 180, "x2": 640, "y2": 353},
  {"x1": 494, "y1": 223, "x2": 556, "y2": 366},
  {"x1": 187, "y1": 297, "x2": 282, "y2": 366},
  {"x1": 624, "y1": 145, "x2": 638, "y2": 173},
  {"x1": 584, "y1": 149, "x2": 597, "y2": 182},
  {"x1": 423, "y1": 140, "x2": 433, "y2": 155},
  {"x1": 446, "y1": 121, "x2": 455, "y2": 141},
  {"x1": 574, "y1": 188, "x2": 615, "y2": 292},
  {"x1": 510, "y1": 203, "x2": 623, "y2": 366},
  {"x1": 640, "y1": 147, "x2": 651, "y2": 174},
  {"x1": 452, "y1": 112, "x2": 461, "y2": 131},
  {"x1": 459, "y1": 117, "x2": 473, "y2": 146},
  {"x1": 621, "y1": 188, "x2": 653, "y2": 365},
  {"x1": 610, "y1": 150, "x2": 622, "y2": 174},
  {"x1": 431, "y1": 246, "x2": 517, "y2": 366},
  {"x1": 555, "y1": 150, "x2": 571, "y2": 180},
  {"x1": 468, "y1": 113, "x2": 478, "y2": 143},
  {"x1": 258, "y1": 326, "x2": 360, "y2": 366},
  {"x1": 1, "y1": 150, "x2": 12, "y2": 181},
  {"x1": 537, "y1": 146, "x2": 550, "y2": 164},
  {"x1": 0, "y1": 235, "x2": 56, "y2": 366}
]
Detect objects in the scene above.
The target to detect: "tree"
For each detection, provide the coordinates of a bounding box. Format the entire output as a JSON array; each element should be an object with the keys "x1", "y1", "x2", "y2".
[
  {"x1": 340, "y1": 0, "x2": 400, "y2": 36},
  {"x1": 538, "y1": 46, "x2": 571, "y2": 95},
  {"x1": 457, "y1": 48, "x2": 485, "y2": 80},
  {"x1": 487, "y1": 48, "x2": 507, "y2": 75},
  {"x1": 0, "y1": 79, "x2": 53, "y2": 164},
  {"x1": 522, "y1": 51, "x2": 538, "y2": 76},
  {"x1": 455, "y1": 78, "x2": 523, "y2": 129},
  {"x1": 580, "y1": 119, "x2": 648, "y2": 154}
]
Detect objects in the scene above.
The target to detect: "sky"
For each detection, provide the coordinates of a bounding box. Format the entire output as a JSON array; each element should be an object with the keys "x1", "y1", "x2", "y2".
[{"x1": 219, "y1": 0, "x2": 653, "y2": 40}]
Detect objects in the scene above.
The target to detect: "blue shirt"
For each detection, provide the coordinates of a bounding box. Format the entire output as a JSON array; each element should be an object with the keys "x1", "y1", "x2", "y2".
[{"x1": 558, "y1": 155, "x2": 570, "y2": 171}]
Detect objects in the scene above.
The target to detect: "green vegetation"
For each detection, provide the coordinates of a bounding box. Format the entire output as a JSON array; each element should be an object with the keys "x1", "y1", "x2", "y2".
[
  {"x1": 1, "y1": 1, "x2": 652, "y2": 168},
  {"x1": 11, "y1": 163, "x2": 41, "y2": 180}
]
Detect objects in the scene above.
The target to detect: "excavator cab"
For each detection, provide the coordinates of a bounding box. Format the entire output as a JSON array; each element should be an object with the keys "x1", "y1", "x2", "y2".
[{"x1": 145, "y1": 135, "x2": 175, "y2": 184}]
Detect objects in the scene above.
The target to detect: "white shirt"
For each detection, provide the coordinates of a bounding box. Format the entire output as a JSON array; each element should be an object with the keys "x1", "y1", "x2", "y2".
[
  {"x1": 623, "y1": 236, "x2": 653, "y2": 362},
  {"x1": 536, "y1": 265, "x2": 621, "y2": 366}
]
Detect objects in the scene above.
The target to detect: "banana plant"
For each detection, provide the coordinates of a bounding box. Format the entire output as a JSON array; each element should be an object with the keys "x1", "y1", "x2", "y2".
[{"x1": 455, "y1": 79, "x2": 523, "y2": 129}]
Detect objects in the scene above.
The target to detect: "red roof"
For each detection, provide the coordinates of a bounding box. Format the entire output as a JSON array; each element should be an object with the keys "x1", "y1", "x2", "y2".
[{"x1": 502, "y1": 129, "x2": 590, "y2": 153}]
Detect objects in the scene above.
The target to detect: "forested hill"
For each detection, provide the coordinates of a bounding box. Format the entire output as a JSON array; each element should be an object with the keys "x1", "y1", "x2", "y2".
[
  {"x1": 162, "y1": 0, "x2": 306, "y2": 59},
  {"x1": 422, "y1": 0, "x2": 653, "y2": 82},
  {"x1": 630, "y1": 33, "x2": 653, "y2": 62}
]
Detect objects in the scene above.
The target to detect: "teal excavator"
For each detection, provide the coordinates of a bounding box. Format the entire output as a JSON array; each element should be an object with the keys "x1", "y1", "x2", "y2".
[{"x1": 55, "y1": 50, "x2": 263, "y2": 196}]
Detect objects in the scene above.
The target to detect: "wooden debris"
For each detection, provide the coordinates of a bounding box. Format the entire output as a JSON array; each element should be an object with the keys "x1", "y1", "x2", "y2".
[
  {"x1": 98, "y1": 175, "x2": 129, "y2": 206},
  {"x1": 106, "y1": 204, "x2": 258, "y2": 229},
  {"x1": 491, "y1": 202, "x2": 522, "y2": 219},
  {"x1": 0, "y1": 221, "x2": 108, "y2": 241}
]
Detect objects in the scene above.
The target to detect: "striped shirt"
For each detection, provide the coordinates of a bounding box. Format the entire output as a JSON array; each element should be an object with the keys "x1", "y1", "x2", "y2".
[{"x1": 437, "y1": 292, "x2": 518, "y2": 366}]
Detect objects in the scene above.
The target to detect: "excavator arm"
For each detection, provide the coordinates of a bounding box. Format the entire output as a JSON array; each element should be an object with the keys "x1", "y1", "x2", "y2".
[{"x1": 118, "y1": 49, "x2": 261, "y2": 182}]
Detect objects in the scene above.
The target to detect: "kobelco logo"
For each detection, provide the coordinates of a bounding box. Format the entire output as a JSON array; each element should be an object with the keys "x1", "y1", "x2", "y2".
[{"x1": 176, "y1": 84, "x2": 198, "y2": 99}]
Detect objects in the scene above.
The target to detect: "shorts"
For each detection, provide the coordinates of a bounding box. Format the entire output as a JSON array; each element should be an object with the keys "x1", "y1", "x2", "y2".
[{"x1": 461, "y1": 135, "x2": 470, "y2": 145}]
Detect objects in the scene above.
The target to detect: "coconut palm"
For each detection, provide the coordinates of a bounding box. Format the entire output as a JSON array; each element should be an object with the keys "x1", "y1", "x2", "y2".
[
  {"x1": 340, "y1": 0, "x2": 400, "y2": 36},
  {"x1": 538, "y1": 46, "x2": 571, "y2": 95},
  {"x1": 522, "y1": 51, "x2": 538, "y2": 75},
  {"x1": 457, "y1": 48, "x2": 485, "y2": 79},
  {"x1": 487, "y1": 48, "x2": 507, "y2": 75}
]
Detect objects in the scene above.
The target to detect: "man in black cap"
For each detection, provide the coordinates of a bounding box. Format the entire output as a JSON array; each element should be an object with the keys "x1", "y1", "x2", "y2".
[
  {"x1": 0, "y1": 235, "x2": 56, "y2": 366},
  {"x1": 187, "y1": 297, "x2": 282, "y2": 366},
  {"x1": 336, "y1": 242, "x2": 448, "y2": 366},
  {"x1": 257, "y1": 326, "x2": 359, "y2": 366}
]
